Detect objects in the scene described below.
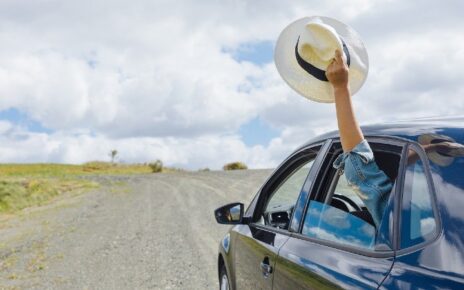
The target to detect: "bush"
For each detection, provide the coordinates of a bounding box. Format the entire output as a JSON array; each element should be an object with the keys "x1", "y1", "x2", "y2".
[
  {"x1": 198, "y1": 168, "x2": 210, "y2": 172},
  {"x1": 149, "y1": 160, "x2": 163, "y2": 173},
  {"x1": 82, "y1": 161, "x2": 113, "y2": 172},
  {"x1": 223, "y1": 162, "x2": 248, "y2": 171}
]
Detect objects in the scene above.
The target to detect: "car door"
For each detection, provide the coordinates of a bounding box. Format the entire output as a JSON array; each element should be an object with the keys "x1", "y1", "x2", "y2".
[
  {"x1": 273, "y1": 138, "x2": 405, "y2": 290},
  {"x1": 231, "y1": 141, "x2": 328, "y2": 290}
]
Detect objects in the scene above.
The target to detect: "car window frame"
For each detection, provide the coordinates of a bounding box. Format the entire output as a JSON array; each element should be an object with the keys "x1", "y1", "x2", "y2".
[
  {"x1": 395, "y1": 141, "x2": 442, "y2": 254},
  {"x1": 291, "y1": 136, "x2": 408, "y2": 258},
  {"x1": 248, "y1": 140, "x2": 330, "y2": 235}
]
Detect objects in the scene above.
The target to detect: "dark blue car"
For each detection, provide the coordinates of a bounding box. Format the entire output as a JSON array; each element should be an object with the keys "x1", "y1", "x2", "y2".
[{"x1": 215, "y1": 117, "x2": 464, "y2": 289}]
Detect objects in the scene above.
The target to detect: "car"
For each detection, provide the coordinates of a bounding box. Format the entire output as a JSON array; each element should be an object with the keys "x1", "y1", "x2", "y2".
[{"x1": 214, "y1": 116, "x2": 464, "y2": 290}]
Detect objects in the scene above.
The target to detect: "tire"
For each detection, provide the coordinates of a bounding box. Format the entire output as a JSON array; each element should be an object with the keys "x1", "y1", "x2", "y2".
[{"x1": 219, "y1": 265, "x2": 230, "y2": 290}]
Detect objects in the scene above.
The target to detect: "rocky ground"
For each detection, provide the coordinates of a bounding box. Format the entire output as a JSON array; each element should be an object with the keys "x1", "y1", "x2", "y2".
[{"x1": 0, "y1": 169, "x2": 272, "y2": 290}]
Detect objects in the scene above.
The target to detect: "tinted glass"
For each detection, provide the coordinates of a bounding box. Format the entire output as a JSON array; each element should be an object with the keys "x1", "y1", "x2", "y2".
[
  {"x1": 266, "y1": 160, "x2": 314, "y2": 211},
  {"x1": 261, "y1": 159, "x2": 314, "y2": 229},
  {"x1": 302, "y1": 201, "x2": 376, "y2": 249},
  {"x1": 401, "y1": 150, "x2": 437, "y2": 248}
]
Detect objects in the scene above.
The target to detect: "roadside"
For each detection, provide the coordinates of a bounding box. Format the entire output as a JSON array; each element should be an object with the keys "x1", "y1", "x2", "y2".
[
  {"x1": 0, "y1": 162, "x2": 183, "y2": 215},
  {"x1": 0, "y1": 169, "x2": 272, "y2": 289}
]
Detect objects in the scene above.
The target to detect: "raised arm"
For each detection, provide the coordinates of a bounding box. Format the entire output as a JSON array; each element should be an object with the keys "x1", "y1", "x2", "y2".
[{"x1": 326, "y1": 49, "x2": 364, "y2": 152}]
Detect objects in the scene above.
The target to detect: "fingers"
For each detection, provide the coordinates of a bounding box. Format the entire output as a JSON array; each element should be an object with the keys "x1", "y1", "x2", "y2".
[
  {"x1": 326, "y1": 59, "x2": 335, "y2": 75},
  {"x1": 327, "y1": 51, "x2": 340, "y2": 72},
  {"x1": 334, "y1": 49, "x2": 343, "y2": 63},
  {"x1": 326, "y1": 49, "x2": 349, "y2": 88}
]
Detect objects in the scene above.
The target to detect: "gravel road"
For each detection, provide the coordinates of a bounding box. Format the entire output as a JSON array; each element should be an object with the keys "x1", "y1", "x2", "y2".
[{"x1": 0, "y1": 169, "x2": 272, "y2": 290}]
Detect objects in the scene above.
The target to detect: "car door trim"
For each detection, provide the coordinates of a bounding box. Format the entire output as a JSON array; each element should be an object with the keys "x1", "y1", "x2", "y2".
[{"x1": 289, "y1": 232, "x2": 395, "y2": 258}]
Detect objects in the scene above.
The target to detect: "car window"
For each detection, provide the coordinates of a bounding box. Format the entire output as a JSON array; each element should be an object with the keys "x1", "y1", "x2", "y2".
[
  {"x1": 302, "y1": 200, "x2": 376, "y2": 249},
  {"x1": 260, "y1": 159, "x2": 315, "y2": 230},
  {"x1": 401, "y1": 149, "x2": 437, "y2": 248},
  {"x1": 301, "y1": 143, "x2": 401, "y2": 251},
  {"x1": 301, "y1": 171, "x2": 378, "y2": 250}
]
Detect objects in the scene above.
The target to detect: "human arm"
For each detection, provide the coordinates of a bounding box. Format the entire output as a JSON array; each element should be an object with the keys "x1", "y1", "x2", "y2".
[
  {"x1": 326, "y1": 50, "x2": 392, "y2": 228},
  {"x1": 326, "y1": 49, "x2": 364, "y2": 152}
]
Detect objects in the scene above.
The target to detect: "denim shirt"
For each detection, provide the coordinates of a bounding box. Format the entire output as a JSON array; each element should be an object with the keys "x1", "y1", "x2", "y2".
[{"x1": 333, "y1": 140, "x2": 393, "y2": 228}]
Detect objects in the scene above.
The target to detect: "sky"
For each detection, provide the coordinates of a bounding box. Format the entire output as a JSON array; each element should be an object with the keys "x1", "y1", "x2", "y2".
[{"x1": 0, "y1": 0, "x2": 463, "y2": 169}]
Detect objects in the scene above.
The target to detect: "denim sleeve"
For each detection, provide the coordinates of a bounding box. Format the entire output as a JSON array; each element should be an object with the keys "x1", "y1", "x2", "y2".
[{"x1": 333, "y1": 140, "x2": 393, "y2": 228}]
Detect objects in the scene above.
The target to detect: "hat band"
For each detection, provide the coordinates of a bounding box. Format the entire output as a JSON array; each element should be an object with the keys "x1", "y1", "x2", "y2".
[{"x1": 295, "y1": 36, "x2": 351, "y2": 82}]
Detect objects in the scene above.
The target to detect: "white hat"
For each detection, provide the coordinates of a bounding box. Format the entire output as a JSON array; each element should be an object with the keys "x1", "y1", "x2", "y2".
[{"x1": 275, "y1": 16, "x2": 369, "y2": 103}]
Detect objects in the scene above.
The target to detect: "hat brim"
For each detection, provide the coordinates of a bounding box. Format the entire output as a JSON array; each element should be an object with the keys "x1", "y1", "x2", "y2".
[{"x1": 275, "y1": 16, "x2": 369, "y2": 103}]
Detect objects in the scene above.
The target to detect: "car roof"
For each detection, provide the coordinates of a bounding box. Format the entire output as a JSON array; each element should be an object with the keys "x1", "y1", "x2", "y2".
[{"x1": 298, "y1": 115, "x2": 464, "y2": 150}]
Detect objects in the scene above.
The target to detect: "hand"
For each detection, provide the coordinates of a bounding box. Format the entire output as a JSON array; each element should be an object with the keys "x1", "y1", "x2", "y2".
[{"x1": 326, "y1": 49, "x2": 349, "y2": 90}]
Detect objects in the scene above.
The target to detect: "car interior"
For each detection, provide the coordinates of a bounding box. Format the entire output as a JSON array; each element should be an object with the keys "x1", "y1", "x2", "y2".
[
  {"x1": 258, "y1": 141, "x2": 403, "y2": 231},
  {"x1": 325, "y1": 144, "x2": 402, "y2": 228}
]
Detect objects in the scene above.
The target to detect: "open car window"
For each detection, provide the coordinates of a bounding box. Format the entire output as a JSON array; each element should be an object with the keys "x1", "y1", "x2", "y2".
[{"x1": 301, "y1": 140, "x2": 403, "y2": 251}]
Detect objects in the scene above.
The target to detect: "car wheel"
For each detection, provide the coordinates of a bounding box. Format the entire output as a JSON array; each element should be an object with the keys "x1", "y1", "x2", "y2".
[{"x1": 219, "y1": 265, "x2": 230, "y2": 290}]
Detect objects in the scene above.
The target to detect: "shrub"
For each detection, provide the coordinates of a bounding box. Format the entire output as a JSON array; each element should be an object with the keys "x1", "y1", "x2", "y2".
[
  {"x1": 149, "y1": 160, "x2": 163, "y2": 173},
  {"x1": 82, "y1": 161, "x2": 113, "y2": 172},
  {"x1": 223, "y1": 162, "x2": 248, "y2": 171},
  {"x1": 198, "y1": 168, "x2": 210, "y2": 172}
]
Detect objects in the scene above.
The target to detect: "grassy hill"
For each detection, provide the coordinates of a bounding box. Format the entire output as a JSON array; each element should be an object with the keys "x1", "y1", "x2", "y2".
[{"x1": 0, "y1": 162, "x2": 179, "y2": 214}]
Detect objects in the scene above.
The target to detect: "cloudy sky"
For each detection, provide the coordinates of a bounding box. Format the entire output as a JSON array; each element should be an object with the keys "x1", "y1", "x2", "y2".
[{"x1": 0, "y1": 0, "x2": 463, "y2": 169}]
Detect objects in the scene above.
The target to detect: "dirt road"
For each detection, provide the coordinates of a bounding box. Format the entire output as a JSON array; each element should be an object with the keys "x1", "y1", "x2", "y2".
[{"x1": 0, "y1": 170, "x2": 272, "y2": 290}]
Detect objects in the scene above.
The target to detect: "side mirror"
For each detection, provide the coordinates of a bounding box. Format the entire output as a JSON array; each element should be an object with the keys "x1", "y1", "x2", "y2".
[{"x1": 214, "y1": 202, "x2": 244, "y2": 224}]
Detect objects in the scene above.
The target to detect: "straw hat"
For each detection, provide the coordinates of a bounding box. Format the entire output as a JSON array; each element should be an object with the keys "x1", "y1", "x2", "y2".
[{"x1": 275, "y1": 16, "x2": 369, "y2": 103}]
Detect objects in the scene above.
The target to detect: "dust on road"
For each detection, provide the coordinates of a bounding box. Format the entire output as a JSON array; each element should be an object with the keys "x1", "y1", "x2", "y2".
[{"x1": 0, "y1": 169, "x2": 272, "y2": 290}]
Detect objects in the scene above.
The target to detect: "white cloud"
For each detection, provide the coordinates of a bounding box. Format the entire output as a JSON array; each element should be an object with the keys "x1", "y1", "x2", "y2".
[
  {"x1": 0, "y1": 121, "x2": 12, "y2": 135},
  {"x1": 0, "y1": 0, "x2": 463, "y2": 168}
]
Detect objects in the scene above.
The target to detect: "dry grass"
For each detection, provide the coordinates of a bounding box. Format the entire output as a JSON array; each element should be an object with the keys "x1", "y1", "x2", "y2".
[
  {"x1": 0, "y1": 178, "x2": 98, "y2": 214},
  {"x1": 0, "y1": 162, "x2": 184, "y2": 177},
  {"x1": 0, "y1": 162, "x2": 185, "y2": 214},
  {"x1": 0, "y1": 162, "x2": 187, "y2": 214},
  {"x1": 0, "y1": 162, "x2": 151, "y2": 177}
]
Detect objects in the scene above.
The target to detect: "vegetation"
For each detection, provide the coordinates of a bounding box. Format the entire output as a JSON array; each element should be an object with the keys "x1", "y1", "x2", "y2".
[
  {"x1": 0, "y1": 161, "x2": 182, "y2": 214},
  {"x1": 109, "y1": 149, "x2": 118, "y2": 164},
  {"x1": 0, "y1": 178, "x2": 97, "y2": 213},
  {"x1": 148, "y1": 160, "x2": 163, "y2": 173},
  {"x1": 0, "y1": 162, "x2": 152, "y2": 177},
  {"x1": 223, "y1": 162, "x2": 248, "y2": 171}
]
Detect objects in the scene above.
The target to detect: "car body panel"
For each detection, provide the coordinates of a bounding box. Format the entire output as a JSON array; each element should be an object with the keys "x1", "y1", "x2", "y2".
[
  {"x1": 232, "y1": 224, "x2": 289, "y2": 290},
  {"x1": 274, "y1": 236, "x2": 394, "y2": 290},
  {"x1": 216, "y1": 116, "x2": 464, "y2": 289}
]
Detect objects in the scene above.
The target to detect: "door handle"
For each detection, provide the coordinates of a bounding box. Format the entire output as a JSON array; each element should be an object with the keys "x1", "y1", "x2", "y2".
[{"x1": 260, "y1": 257, "x2": 273, "y2": 278}]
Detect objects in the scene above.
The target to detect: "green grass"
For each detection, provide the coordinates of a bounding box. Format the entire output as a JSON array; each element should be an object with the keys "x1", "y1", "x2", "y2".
[
  {"x1": 0, "y1": 162, "x2": 184, "y2": 214},
  {"x1": 0, "y1": 177, "x2": 98, "y2": 214},
  {"x1": 0, "y1": 162, "x2": 186, "y2": 177}
]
